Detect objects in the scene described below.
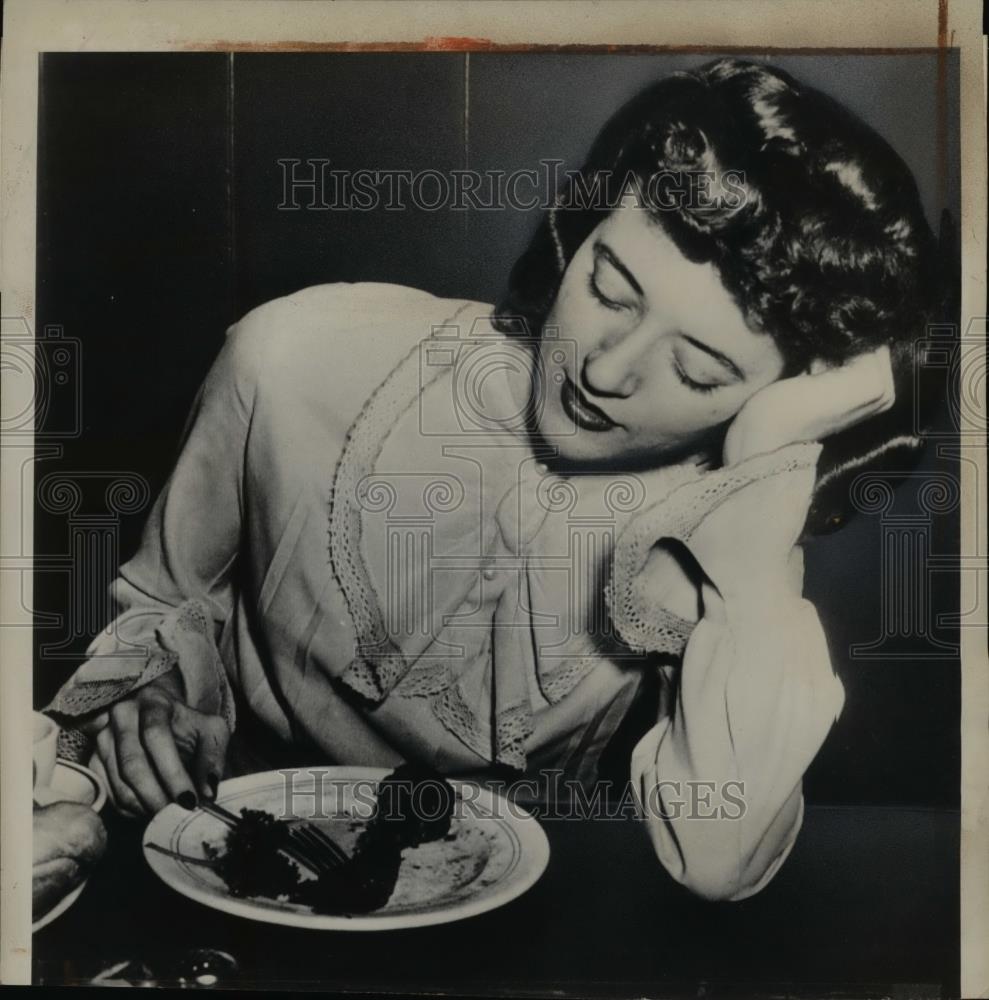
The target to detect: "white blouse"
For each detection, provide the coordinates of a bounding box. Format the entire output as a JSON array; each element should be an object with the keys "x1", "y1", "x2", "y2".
[{"x1": 48, "y1": 281, "x2": 845, "y2": 901}]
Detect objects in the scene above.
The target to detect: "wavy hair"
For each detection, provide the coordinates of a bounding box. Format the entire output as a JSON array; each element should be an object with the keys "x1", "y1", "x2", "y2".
[{"x1": 493, "y1": 57, "x2": 958, "y2": 535}]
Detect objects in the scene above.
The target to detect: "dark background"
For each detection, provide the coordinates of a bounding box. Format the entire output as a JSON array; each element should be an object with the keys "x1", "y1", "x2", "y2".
[{"x1": 34, "y1": 51, "x2": 961, "y2": 810}]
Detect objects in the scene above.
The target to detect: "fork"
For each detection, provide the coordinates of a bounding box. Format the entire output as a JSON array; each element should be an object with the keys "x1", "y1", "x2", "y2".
[
  {"x1": 199, "y1": 800, "x2": 349, "y2": 874},
  {"x1": 287, "y1": 821, "x2": 350, "y2": 868}
]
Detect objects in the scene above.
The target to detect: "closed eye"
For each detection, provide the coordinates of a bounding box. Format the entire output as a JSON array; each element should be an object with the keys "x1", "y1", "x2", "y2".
[
  {"x1": 672, "y1": 356, "x2": 720, "y2": 393},
  {"x1": 680, "y1": 335, "x2": 745, "y2": 383},
  {"x1": 587, "y1": 272, "x2": 630, "y2": 311},
  {"x1": 587, "y1": 241, "x2": 640, "y2": 312}
]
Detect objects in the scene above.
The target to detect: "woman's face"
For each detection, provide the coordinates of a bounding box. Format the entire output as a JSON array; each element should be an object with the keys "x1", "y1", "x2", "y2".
[{"x1": 534, "y1": 198, "x2": 786, "y2": 469}]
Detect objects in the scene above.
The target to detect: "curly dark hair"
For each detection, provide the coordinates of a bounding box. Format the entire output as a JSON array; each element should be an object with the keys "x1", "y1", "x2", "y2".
[{"x1": 493, "y1": 57, "x2": 958, "y2": 536}]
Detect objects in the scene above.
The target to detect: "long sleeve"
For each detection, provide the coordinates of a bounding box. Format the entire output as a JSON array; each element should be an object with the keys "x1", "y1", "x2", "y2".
[
  {"x1": 618, "y1": 446, "x2": 845, "y2": 900},
  {"x1": 45, "y1": 310, "x2": 268, "y2": 748}
]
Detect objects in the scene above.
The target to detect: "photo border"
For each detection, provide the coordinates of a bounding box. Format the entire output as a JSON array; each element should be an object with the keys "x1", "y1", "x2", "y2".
[{"x1": 2, "y1": 1, "x2": 985, "y2": 992}]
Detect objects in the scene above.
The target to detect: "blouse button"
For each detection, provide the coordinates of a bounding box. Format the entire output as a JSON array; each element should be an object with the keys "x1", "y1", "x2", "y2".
[{"x1": 483, "y1": 566, "x2": 498, "y2": 581}]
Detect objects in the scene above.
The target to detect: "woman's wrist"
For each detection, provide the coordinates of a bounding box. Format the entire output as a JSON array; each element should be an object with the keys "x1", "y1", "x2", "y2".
[{"x1": 149, "y1": 663, "x2": 187, "y2": 703}]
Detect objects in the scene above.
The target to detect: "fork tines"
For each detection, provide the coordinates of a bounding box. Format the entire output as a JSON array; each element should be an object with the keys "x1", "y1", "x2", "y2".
[
  {"x1": 198, "y1": 800, "x2": 349, "y2": 874},
  {"x1": 290, "y1": 822, "x2": 350, "y2": 868}
]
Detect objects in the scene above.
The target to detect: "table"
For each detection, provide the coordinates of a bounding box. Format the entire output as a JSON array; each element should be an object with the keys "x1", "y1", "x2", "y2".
[{"x1": 33, "y1": 804, "x2": 959, "y2": 996}]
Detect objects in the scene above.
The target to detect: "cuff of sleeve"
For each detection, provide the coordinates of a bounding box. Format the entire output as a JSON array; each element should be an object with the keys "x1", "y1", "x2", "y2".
[
  {"x1": 631, "y1": 718, "x2": 807, "y2": 902},
  {"x1": 608, "y1": 443, "x2": 822, "y2": 655},
  {"x1": 726, "y1": 794, "x2": 804, "y2": 902},
  {"x1": 155, "y1": 600, "x2": 236, "y2": 731},
  {"x1": 47, "y1": 600, "x2": 236, "y2": 743}
]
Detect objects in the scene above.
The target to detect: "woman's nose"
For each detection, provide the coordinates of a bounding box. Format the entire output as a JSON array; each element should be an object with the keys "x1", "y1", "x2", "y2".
[{"x1": 581, "y1": 328, "x2": 655, "y2": 397}]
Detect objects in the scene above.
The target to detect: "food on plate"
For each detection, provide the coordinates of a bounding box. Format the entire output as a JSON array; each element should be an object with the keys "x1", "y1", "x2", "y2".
[
  {"x1": 291, "y1": 831, "x2": 403, "y2": 914},
  {"x1": 294, "y1": 762, "x2": 456, "y2": 914},
  {"x1": 363, "y1": 761, "x2": 457, "y2": 849},
  {"x1": 202, "y1": 808, "x2": 302, "y2": 901},
  {"x1": 204, "y1": 764, "x2": 457, "y2": 914}
]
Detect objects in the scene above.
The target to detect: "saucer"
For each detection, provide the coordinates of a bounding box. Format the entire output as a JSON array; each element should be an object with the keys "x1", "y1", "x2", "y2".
[
  {"x1": 32, "y1": 760, "x2": 108, "y2": 933},
  {"x1": 33, "y1": 759, "x2": 107, "y2": 813}
]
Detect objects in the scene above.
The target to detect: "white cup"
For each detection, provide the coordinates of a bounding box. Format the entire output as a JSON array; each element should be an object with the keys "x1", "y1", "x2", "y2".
[{"x1": 33, "y1": 712, "x2": 59, "y2": 790}]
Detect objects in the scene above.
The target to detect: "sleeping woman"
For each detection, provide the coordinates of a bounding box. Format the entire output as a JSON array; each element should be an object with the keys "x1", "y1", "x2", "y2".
[{"x1": 47, "y1": 57, "x2": 948, "y2": 901}]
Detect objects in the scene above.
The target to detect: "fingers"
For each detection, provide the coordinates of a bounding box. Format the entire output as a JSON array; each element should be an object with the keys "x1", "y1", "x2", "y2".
[
  {"x1": 109, "y1": 699, "x2": 172, "y2": 815},
  {"x1": 812, "y1": 344, "x2": 895, "y2": 414},
  {"x1": 733, "y1": 344, "x2": 895, "y2": 463},
  {"x1": 94, "y1": 728, "x2": 144, "y2": 818},
  {"x1": 185, "y1": 707, "x2": 230, "y2": 802},
  {"x1": 92, "y1": 689, "x2": 229, "y2": 815},
  {"x1": 78, "y1": 710, "x2": 109, "y2": 737},
  {"x1": 140, "y1": 700, "x2": 199, "y2": 808},
  {"x1": 108, "y1": 697, "x2": 204, "y2": 814},
  {"x1": 860, "y1": 343, "x2": 896, "y2": 410}
]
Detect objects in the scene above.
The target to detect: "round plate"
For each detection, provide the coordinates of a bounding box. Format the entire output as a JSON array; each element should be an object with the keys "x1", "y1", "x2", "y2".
[
  {"x1": 32, "y1": 760, "x2": 107, "y2": 933},
  {"x1": 143, "y1": 767, "x2": 550, "y2": 931},
  {"x1": 32, "y1": 879, "x2": 87, "y2": 934},
  {"x1": 33, "y1": 760, "x2": 107, "y2": 813}
]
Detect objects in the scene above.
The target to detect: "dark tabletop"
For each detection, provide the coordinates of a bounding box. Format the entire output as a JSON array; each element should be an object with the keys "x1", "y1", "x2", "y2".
[{"x1": 33, "y1": 803, "x2": 959, "y2": 997}]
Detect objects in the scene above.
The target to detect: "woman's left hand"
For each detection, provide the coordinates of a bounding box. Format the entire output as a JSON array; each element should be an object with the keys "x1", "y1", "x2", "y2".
[{"x1": 722, "y1": 344, "x2": 896, "y2": 467}]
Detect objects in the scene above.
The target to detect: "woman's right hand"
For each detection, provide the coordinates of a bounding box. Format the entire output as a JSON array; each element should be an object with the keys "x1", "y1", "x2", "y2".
[
  {"x1": 722, "y1": 344, "x2": 896, "y2": 467},
  {"x1": 80, "y1": 666, "x2": 230, "y2": 817}
]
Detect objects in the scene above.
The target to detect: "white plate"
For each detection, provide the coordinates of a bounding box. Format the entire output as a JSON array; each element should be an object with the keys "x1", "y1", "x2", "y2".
[
  {"x1": 32, "y1": 760, "x2": 107, "y2": 933},
  {"x1": 143, "y1": 767, "x2": 550, "y2": 931},
  {"x1": 33, "y1": 759, "x2": 107, "y2": 813},
  {"x1": 32, "y1": 879, "x2": 87, "y2": 934}
]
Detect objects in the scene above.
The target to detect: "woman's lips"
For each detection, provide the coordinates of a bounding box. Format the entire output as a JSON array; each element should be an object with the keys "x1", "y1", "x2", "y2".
[{"x1": 559, "y1": 374, "x2": 620, "y2": 432}]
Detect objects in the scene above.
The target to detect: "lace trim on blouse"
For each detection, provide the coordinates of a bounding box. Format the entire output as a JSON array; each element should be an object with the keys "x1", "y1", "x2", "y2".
[
  {"x1": 47, "y1": 599, "x2": 236, "y2": 763},
  {"x1": 327, "y1": 301, "x2": 478, "y2": 702},
  {"x1": 606, "y1": 443, "x2": 822, "y2": 653},
  {"x1": 326, "y1": 301, "x2": 823, "y2": 769},
  {"x1": 326, "y1": 304, "x2": 617, "y2": 766}
]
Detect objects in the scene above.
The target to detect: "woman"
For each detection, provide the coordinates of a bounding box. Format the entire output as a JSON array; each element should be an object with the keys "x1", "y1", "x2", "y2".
[{"x1": 47, "y1": 58, "x2": 946, "y2": 901}]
